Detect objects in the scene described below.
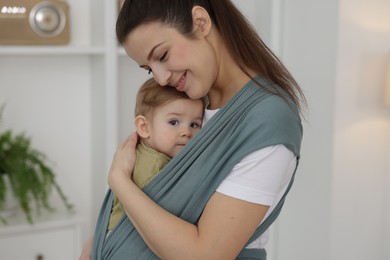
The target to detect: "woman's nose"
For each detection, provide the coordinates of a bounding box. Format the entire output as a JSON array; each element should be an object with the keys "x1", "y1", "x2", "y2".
[{"x1": 152, "y1": 65, "x2": 171, "y2": 86}]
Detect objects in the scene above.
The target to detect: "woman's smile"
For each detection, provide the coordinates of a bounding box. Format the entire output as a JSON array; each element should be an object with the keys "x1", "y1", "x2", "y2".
[{"x1": 173, "y1": 71, "x2": 187, "y2": 92}]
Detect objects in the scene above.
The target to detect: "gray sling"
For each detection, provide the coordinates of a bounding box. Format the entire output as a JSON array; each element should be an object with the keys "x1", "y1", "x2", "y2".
[{"x1": 92, "y1": 76, "x2": 303, "y2": 259}]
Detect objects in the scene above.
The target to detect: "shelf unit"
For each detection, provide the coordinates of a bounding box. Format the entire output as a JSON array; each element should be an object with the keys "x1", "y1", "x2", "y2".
[
  {"x1": 0, "y1": 0, "x2": 281, "y2": 256},
  {"x1": 0, "y1": 46, "x2": 105, "y2": 55},
  {"x1": 0, "y1": 211, "x2": 83, "y2": 259}
]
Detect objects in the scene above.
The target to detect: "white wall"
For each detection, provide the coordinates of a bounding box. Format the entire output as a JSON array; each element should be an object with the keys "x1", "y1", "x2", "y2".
[
  {"x1": 277, "y1": 0, "x2": 390, "y2": 260},
  {"x1": 330, "y1": 0, "x2": 390, "y2": 259},
  {"x1": 0, "y1": 55, "x2": 92, "y2": 223},
  {"x1": 275, "y1": 1, "x2": 338, "y2": 259}
]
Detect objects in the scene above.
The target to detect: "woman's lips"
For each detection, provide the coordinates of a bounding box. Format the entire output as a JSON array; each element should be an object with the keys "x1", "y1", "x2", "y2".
[{"x1": 175, "y1": 72, "x2": 187, "y2": 91}]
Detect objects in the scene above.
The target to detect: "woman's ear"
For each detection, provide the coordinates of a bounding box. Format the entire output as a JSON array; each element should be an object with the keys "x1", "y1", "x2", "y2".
[
  {"x1": 134, "y1": 115, "x2": 150, "y2": 138},
  {"x1": 192, "y1": 6, "x2": 212, "y2": 36}
]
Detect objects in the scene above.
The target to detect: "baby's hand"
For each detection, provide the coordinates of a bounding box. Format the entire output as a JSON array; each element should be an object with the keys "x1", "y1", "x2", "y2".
[{"x1": 108, "y1": 133, "x2": 138, "y2": 190}]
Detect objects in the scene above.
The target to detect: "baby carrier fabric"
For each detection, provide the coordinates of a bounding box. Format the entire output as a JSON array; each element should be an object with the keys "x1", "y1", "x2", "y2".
[{"x1": 92, "y1": 76, "x2": 303, "y2": 260}]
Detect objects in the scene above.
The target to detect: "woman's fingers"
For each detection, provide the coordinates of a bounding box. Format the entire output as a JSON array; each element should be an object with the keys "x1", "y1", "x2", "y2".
[{"x1": 108, "y1": 133, "x2": 139, "y2": 188}]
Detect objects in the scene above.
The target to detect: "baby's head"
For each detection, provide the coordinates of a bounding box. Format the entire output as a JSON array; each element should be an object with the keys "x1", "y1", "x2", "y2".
[{"x1": 134, "y1": 78, "x2": 204, "y2": 158}]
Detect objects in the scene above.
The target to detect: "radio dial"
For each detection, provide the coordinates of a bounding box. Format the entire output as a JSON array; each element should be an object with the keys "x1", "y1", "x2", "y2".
[
  {"x1": 30, "y1": 2, "x2": 66, "y2": 37},
  {"x1": 34, "y1": 6, "x2": 60, "y2": 33}
]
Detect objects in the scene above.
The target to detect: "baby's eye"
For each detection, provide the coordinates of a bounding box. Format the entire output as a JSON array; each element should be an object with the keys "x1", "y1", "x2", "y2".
[
  {"x1": 169, "y1": 119, "x2": 179, "y2": 126},
  {"x1": 190, "y1": 122, "x2": 201, "y2": 129},
  {"x1": 147, "y1": 68, "x2": 152, "y2": 74}
]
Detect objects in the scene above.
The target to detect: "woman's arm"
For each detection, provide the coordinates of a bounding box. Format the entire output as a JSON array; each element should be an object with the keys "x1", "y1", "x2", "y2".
[
  {"x1": 109, "y1": 134, "x2": 269, "y2": 259},
  {"x1": 79, "y1": 235, "x2": 93, "y2": 260}
]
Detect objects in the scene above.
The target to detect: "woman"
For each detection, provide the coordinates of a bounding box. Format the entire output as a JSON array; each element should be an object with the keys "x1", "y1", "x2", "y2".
[{"x1": 84, "y1": 0, "x2": 305, "y2": 259}]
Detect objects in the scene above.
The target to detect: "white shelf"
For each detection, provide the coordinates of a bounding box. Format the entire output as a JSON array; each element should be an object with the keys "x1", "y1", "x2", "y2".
[
  {"x1": 0, "y1": 46, "x2": 105, "y2": 56},
  {"x1": 0, "y1": 210, "x2": 83, "y2": 236},
  {"x1": 0, "y1": 211, "x2": 84, "y2": 260},
  {"x1": 0, "y1": 0, "x2": 113, "y2": 253}
]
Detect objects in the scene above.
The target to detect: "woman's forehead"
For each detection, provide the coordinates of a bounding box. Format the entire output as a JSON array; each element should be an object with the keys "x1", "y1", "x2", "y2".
[{"x1": 124, "y1": 23, "x2": 177, "y2": 59}]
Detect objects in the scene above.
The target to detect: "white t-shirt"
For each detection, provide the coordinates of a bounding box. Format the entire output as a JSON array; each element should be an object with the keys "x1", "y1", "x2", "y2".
[{"x1": 203, "y1": 108, "x2": 297, "y2": 249}]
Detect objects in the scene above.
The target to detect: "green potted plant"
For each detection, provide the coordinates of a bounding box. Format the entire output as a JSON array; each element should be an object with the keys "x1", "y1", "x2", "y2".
[{"x1": 0, "y1": 105, "x2": 73, "y2": 224}]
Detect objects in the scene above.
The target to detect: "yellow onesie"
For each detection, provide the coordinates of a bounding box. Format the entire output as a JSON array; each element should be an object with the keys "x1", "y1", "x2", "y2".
[{"x1": 107, "y1": 142, "x2": 170, "y2": 231}]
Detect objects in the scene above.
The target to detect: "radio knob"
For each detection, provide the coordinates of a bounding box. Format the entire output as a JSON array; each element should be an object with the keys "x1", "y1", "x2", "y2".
[
  {"x1": 29, "y1": 3, "x2": 66, "y2": 37},
  {"x1": 34, "y1": 6, "x2": 61, "y2": 33}
]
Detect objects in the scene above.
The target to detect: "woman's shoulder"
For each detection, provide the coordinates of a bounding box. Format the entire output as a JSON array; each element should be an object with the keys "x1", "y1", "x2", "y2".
[
  {"x1": 248, "y1": 90, "x2": 301, "y2": 125},
  {"x1": 242, "y1": 90, "x2": 303, "y2": 156}
]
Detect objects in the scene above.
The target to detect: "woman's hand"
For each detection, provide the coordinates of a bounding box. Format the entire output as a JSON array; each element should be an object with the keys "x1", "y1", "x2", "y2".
[
  {"x1": 79, "y1": 236, "x2": 93, "y2": 260},
  {"x1": 108, "y1": 133, "x2": 138, "y2": 192}
]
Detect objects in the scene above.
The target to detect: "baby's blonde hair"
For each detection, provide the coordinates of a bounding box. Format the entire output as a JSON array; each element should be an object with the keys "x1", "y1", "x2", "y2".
[{"x1": 135, "y1": 78, "x2": 198, "y2": 118}]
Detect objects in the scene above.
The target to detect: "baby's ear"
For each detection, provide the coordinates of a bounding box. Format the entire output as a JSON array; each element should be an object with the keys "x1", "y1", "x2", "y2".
[{"x1": 134, "y1": 115, "x2": 150, "y2": 138}]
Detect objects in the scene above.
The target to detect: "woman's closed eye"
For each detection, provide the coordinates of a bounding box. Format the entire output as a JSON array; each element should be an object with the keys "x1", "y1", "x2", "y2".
[
  {"x1": 159, "y1": 51, "x2": 168, "y2": 62},
  {"x1": 143, "y1": 51, "x2": 167, "y2": 74}
]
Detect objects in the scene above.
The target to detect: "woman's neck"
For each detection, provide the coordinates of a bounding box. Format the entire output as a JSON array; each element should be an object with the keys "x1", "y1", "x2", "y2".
[
  {"x1": 205, "y1": 25, "x2": 256, "y2": 109},
  {"x1": 208, "y1": 62, "x2": 255, "y2": 109}
]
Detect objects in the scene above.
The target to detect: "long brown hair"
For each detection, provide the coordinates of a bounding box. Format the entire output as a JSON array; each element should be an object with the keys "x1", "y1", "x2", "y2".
[{"x1": 117, "y1": 0, "x2": 306, "y2": 111}]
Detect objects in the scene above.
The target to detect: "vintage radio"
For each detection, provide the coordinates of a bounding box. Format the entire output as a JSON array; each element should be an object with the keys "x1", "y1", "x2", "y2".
[{"x1": 0, "y1": 0, "x2": 70, "y2": 45}]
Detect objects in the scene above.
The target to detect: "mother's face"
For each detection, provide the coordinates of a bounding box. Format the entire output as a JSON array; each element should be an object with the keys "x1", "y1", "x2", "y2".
[{"x1": 123, "y1": 22, "x2": 218, "y2": 100}]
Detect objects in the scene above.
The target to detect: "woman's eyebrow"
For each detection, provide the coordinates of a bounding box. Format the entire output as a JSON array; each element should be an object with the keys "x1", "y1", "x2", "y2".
[{"x1": 147, "y1": 42, "x2": 166, "y2": 61}]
